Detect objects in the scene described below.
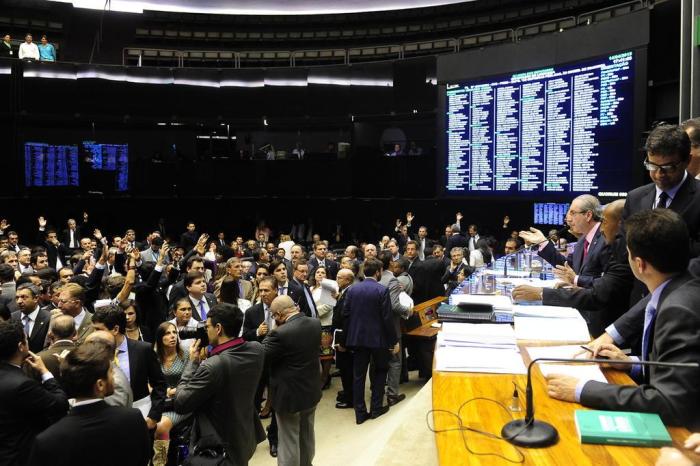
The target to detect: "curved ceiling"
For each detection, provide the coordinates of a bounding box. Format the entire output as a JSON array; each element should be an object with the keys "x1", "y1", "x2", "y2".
[{"x1": 49, "y1": 0, "x2": 475, "y2": 15}]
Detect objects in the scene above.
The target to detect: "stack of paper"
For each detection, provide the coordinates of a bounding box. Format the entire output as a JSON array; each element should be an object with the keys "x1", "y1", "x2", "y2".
[
  {"x1": 435, "y1": 322, "x2": 525, "y2": 374},
  {"x1": 317, "y1": 279, "x2": 339, "y2": 306},
  {"x1": 525, "y1": 345, "x2": 589, "y2": 362},
  {"x1": 514, "y1": 316, "x2": 590, "y2": 342},
  {"x1": 537, "y1": 364, "x2": 607, "y2": 384},
  {"x1": 495, "y1": 277, "x2": 562, "y2": 289},
  {"x1": 512, "y1": 305, "x2": 582, "y2": 319}
]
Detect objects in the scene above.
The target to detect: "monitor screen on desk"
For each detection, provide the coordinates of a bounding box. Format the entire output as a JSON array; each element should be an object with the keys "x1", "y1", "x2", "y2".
[{"x1": 444, "y1": 51, "x2": 635, "y2": 198}]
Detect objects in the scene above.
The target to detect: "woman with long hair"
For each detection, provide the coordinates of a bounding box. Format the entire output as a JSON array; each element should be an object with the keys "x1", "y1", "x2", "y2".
[
  {"x1": 309, "y1": 266, "x2": 335, "y2": 389},
  {"x1": 469, "y1": 237, "x2": 494, "y2": 268},
  {"x1": 251, "y1": 263, "x2": 270, "y2": 304},
  {"x1": 152, "y1": 321, "x2": 190, "y2": 466},
  {"x1": 121, "y1": 300, "x2": 151, "y2": 342}
]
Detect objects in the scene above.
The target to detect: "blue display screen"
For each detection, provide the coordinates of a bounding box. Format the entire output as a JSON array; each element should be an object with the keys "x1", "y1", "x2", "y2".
[
  {"x1": 533, "y1": 202, "x2": 570, "y2": 225},
  {"x1": 445, "y1": 51, "x2": 634, "y2": 197},
  {"x1": 83, "y1": 141, "x2": 129, "y2": 191},
  {"x1": 24, "y1": 142, "x2": 79, "y2": 187}
]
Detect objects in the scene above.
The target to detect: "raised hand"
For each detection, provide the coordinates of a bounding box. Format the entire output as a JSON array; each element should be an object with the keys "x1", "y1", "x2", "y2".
[
  {"x1": 395, "y1": 219, "x2": 402, "y2": 228},
  {"x1": 456, "y1": 212, "x2": 463, "y2": 222},
  {"x1": 38, "y1": 217, "x2": 47, "y2": 228},
  {"x1": 406, "y1": 212, "x2": 414, "y2": 224},
  {"x1": 0, "y1": 219, "x2": 9, "y2": 231},
  {"x1": 519, "y1": 227, "x2": 547, "y2": 246},
  {"x1": 93, "y1": 228, "x2": 103, "y2": 240}
]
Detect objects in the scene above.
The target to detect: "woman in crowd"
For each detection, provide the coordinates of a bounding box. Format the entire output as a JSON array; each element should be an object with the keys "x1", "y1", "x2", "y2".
[
  {"x1": 152, "y1": 321, "x2": 190, "y2": 466},
  {"x1": 469, "y1": 237, "x2": 494, "y2": 268},
  {"x1": 38, "y1": 35, "x2": 56, "y2": 61},
  {"x1": 168, "y1": 298, "x2": 197, "y2": 351},
  {"x1": 122, "y1": 299, "x2": 151, "y2": 342},
  {"x1": 309, "y1": 266, "x2": 335, "y2": 389}
]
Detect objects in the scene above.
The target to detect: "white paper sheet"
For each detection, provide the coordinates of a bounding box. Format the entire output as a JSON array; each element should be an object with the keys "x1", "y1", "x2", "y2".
[
  {"x1": 132, "y1": 396, "x2": 152, "y2": 420},
  {"x1": 512, "y1": 305, "x2": 583, "y2": 319},
  {"x1": 318, "y1": 278, "x2": 339, "y2": 306},
  {"x1": 495, "y1": 277, "x2": 562, "y2": 288},
  {"x1": 525, "y1": 345, "x2": 592, "y2": 362},
  {"x1": 537, "y1": 364, "x2": 608, "y2": 384},
  {"x1": 434, "y1": 346, "x2": 527, "y2": 374},
  {"x1": 514, "y1": 316, "x2": 590, "y2": 342}
]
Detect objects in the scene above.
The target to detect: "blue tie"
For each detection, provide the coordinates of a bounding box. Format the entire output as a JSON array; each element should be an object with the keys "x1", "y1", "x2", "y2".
[
  {"x1": 632, "y1": 301, "x2": 657, "y2": 379},
  {"x1": 199, "y1": 300, "x2": 207, "y2": 321}
]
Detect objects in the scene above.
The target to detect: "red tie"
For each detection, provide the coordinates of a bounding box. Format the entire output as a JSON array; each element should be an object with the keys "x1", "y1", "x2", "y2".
[{"x1": 583, "y1": 239, "x2": 590, "y2": 261}]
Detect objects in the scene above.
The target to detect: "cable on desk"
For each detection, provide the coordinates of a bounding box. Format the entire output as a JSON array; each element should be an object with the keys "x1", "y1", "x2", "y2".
[{"x1": 426, "y1": 397, "x2": 527, "y2": 464}]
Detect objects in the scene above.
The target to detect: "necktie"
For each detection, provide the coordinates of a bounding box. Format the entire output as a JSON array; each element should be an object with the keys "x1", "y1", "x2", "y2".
[
  {"x1": 279, "y1": 286, "x2": 285, "y2": 295},
  {"x1": 303, "y1": 286, "x2": 317, "y2": 318},
  {"x1": 656, "y1": 191, "x2": 669, "y2": 209},
  {"x1": 22, "y1": 315, "x2": 31, "y2": 337},
  {"x1": 199, "y1": 300, "x2": 207, "y2": 320},
  {"x1": 583, "y1": 239, "x2": 590, "y2": 262},
  {"x1": 632, "y1": 300, "x2": 658, "y2": 380}
]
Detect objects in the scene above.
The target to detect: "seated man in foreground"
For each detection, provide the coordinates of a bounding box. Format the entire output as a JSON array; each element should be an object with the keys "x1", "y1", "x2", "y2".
[{"x1": 545, "y1": 209, "x2": 700, "y2": 430}]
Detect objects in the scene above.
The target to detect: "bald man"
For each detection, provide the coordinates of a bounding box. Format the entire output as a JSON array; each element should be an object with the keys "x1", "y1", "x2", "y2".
[
  {"x1": 37, "y1": 315, "x2": 76, "y2": 378},
  {"x1": 85, "y1": 330, "x2": 133, "y2": 408},
  {"x1": 264, "y1": 295, "x2": 322, "y2": 466}
]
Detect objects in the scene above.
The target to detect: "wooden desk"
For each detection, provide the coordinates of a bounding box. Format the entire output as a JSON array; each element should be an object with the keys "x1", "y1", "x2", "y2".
[
  {"x1": 404, "y1": 296, "x2": 445, "y2": 338},
  {"x1": 432, "y1": 342, "x2": 693, "y2": 465}
]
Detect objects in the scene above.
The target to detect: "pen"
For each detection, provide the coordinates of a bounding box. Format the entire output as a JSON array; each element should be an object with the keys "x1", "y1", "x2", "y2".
[{"x1": 579, "y1": 345, "x2": 594, "y2": 353}]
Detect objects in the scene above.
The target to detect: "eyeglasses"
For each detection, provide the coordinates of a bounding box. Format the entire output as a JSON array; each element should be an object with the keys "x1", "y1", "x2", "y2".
[
  {"x1": 567, "y1": 210, "x2": 587, "y2": 216},
  {"x1": 643, "y1": 159, "x2": 684, "y2": 173}
]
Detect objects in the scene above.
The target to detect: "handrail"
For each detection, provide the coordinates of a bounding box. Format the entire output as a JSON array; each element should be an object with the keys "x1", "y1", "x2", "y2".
[{"x1": 121, "y1": 0, "x2": 648, "y2": 69}]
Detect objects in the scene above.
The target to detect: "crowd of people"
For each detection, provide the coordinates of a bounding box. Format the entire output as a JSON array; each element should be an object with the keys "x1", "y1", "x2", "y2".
[
  {"x1": 1, "y1": 120, "x2": 700, "y2": 466},
  {"x1": 1, "y1": 33, "x2": 56, "y2": 61}
]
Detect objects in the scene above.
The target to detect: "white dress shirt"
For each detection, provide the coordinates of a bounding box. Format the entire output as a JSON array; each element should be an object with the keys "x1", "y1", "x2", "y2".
[
  {"x1": 21, "y1": 307, "x2": 40, "y2": 336},
  {"x1": 19, "y1": 42, "x2": 39, "y2": 60}
]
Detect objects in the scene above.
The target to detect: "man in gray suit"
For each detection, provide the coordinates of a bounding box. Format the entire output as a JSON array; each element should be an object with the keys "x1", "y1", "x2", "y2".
[
  {"x1": 546, "y1": 209, "x2": 700, "y2": 430},
  {"x1": 378, "y1": 251, "x2": 412, "y2": 406},
  {"x1": 85, "y1": 330, "x2": 133, "y2": 408},
  {"x1": 265, "y1": 295, "x2": 322, "y2": 466},
  {"x1": 0, "y1": 263, "x2": 17, "y2": 315},
  {"x1": 176, "y1": 303, "x2": 265, "y2": 466},
  {"x1": 139, "y1": 236, "x2": 170, "y2": 265}
]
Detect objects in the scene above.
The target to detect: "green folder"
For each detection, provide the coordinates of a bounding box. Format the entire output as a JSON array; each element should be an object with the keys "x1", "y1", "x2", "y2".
[{"x1": 574, "y1": 410, "x2": 672, "y2": 447}]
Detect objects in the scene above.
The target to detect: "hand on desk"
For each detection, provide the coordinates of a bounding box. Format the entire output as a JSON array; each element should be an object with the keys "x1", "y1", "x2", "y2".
[
  {"x1": 656, "y1": 447, "x2": 695, "y2": 466},
  {"x1": 511, "y1": 285, "x2": 543, "y2": 302},
  {"x1": 553, "y1": 263, "x2": 576, "y2": 285},
  {"x1": 545, "y1": 374, "x2": 578, "y2": 402}
]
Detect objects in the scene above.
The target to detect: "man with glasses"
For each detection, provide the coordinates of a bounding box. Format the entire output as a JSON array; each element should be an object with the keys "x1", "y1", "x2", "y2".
[
  {"x1": 519, "y1": 194, "x2": 610, "y2": 289},
  {"x1": 624, "y1": 124, "x2": 700, "y2": 257}
]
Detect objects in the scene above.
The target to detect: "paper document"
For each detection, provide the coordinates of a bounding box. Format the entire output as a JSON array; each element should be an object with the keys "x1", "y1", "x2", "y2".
[
  {"x1": 514, "y1": 316, "x2": 590, "y2": 342},
  {"x1": 495, "y1": 277, "x2": 562, "y2": 289},
  {"x1": 512, "y1": 305, "x2": 583, "y2": 319},
  {"x1": 450, "y1": 294, "x2": 513, "y2": 311},
  {"x1": 133, "y1": 396, "x2": 152, "y2": 420},
  {"x1": 538, "y1": 364, "x2": 608, "y2": 384},
  {"x1": 318, "y1": 279, "x2": 339, "y2": 306},
  {"x1": 525, "y1": 345, "x2": 591, "y2": 362},
  {"x1": 440, "y1": 322, "x2": 517, "y2": 347},
  {"x1": 435, "y1": 346, "x2": 527, "y2": 374}
]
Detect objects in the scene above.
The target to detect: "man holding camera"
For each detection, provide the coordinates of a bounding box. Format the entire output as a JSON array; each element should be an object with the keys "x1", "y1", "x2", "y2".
[{"x1": 175, "y1": 303, "x2": 266, "y2": 466}]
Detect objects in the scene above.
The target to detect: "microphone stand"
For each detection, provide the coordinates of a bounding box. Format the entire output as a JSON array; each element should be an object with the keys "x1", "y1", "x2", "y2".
[{"x1": 501, "y1": 356, "x2": 699, "y2": 448}]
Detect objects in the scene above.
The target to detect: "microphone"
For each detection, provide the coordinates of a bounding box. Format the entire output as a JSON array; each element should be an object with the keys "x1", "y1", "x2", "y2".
[
  {"x1": 501, "y1": 243, "x2": 534, "y2": 278},
  {"x1": 501, "y1": 356, "x2": 700, "y2": 448}
]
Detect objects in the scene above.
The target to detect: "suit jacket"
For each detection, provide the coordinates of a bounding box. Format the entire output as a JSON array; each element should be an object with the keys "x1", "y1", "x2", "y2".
[
  {"x1": 543, "y1": 234, "x2": 634, "y2": 336},
  {"x1": 242, "y1": 302, "x2": 269, "y2": 342},
  {"x1": 0, "y1": 363, "x2": 68, "y2": 466},
  {"x1": 60, "y1": 227, "x2": 82, "y2": 249},
  {"x1": 75, "y1": 309, "x2": 94, "y2": 344},
  {"x1": 445, "y1": 234, "x2": 468, "y2": 255},
  {"x1": 408, "y1": 256, "x2": 448, "y2": 304},
  {"x1": 126, "y1": 338, "x2": 166, "y2": 421},
  {"x1": 379, "y1": 270, "x2": 412, "y2": 338},
  {"x1": 343, "y1": 277, "x2": 397, "y2": 349},
  {"x1": 289, "y1": 279, "x2": 319, "y2": 318},
  {"x1": 11, "y1": 308, "x2": 51, "y2": 353},
  {"x1": 624, "y1": 174, "x2": 700, "y2": 257},
  {"x1": 27, "y1": 401, "x2": 150, "y2": 466},
  {"x1": 139, "y1": 248, "x2": 170, "y2": 265},
  {"x1": 105, "y1": 362, "x2": 133, "y2": 408},
  {"x1": 580, "y1": 274, "x2": 700, "y2": 430},
  {"x1": 414, "y1": 236, "x2": 436, "y2": 259},
  {"x1": 538, "y1": 225, "x2": 610, "y2": 288},
  {"x1": 37, "y1": 340, "x2": 75, "y2": 378},
  {"x1": 0, "y1": 41, "x2": 14, "y2": 58},
  {"x1": 331, "y1": 285, "x2": 351, "y2": 346},
  {"x1": 0, "y1": 282, "x2": 17, "y2": 315},
  {"x1": 179, "y1": 231, "x2": 198, "y2": 252},
  {"x1": 308, "y1": 257, "x2": 339, "y2": 280},
  {"x1": 213, "y1": 277, "x2": 254, "y2": 301},
  {"x1": 263, "y1": 314, "x2": 322, "y2": 413},
  {"x1": 175, "y1": 340, "x2": 265, "y2": 466},
  {"x1": 188, "y1": 293, "x2": 218, "y2": 321}
]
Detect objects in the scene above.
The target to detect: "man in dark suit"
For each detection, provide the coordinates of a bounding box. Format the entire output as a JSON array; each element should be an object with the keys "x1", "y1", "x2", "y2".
[
  {"x1": 343, "y1": 258, "x2": 398, "y2": 424},
  {"x1": 521, "y1": 194, "x2": 611, "y2": 287},
  {"x1": 332, "y1": 269, "x2": 355, "y2": 409},
  {"x1": 444, "y1": 224, "x2": 468, "y2": 255},
  {"x1": 61, "y1": 218, "x2": 82, "y2": 252},
  {"x1": 179, "y1": 222, "x2": 198, "y2": 252},
  {"x1": 41, "y1": 229, "x2": 69, "y2": 270},
  {"x1": 414, "y1": 226, "x2": 435, "y2": 261},
  {"x1": 1, "y1": 34, "x2": 14, "y2": 58},
  {"x1": 11, "y1": 284, "x2": 51, "y2": 354},
  {"x1": 92, "y1": 305, "x2": 166, "y2": 433},
  {"x1": 184, "y1": 271, "x2": 218, "y2": 321},
  {"x1": 290, "y1": 260, "x2": 319, "y2": 319},
  {"x1": 264, "y1": 295, "x2": 322, "y2": 466},
  {"x1": 27, "y1": 342, "x2": 150, "y2": 466},
  {"x1": 36, "y1": 315, "x2": 76, "y2": 379},
  {"x1": 546, "y1": 209, "x2": 700, "y2": 430},
  {"x1": 0, "y1": 319, "x2": 69, "y2": 466},
  {"x1": 308, "y1": 242, "x2": 339, "y2": 280},
  {"x1": 176, "y1": 303, "x2": 266, "y2": 466},
  {"x1": 441, "y1": 247, "x2": 470, "y2": 289},
  {"x1": 0, "y1": 263, "x2": 17, "y2": 314},
  {"x1": 408, "y1": 248, "x2": 447, "y2": 305}
]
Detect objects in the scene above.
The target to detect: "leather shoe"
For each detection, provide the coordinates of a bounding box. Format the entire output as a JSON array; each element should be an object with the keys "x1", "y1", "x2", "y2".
[
  {"x1": 387, "y1": 394, "x2": 406, "y2": 406},
  {"x1": 269, "y1": 443, "x2": 278, "y2": 457},
  {"x1": 335, "y1": 401, "x2": 352, "y2": 409},
  {"x1": 370, "y1": 405, "x2": 390, "y2": 419},
  {"x1": 356, "y1": 411, "x2": 370, "y2": 425},
  {"x1": 336, "y1": 391, "x2": 345, "y2": 402}
]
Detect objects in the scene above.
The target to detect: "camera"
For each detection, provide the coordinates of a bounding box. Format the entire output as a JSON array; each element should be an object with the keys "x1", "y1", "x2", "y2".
[{"x1": 178, "y1": 323, "x2": 208, "y2": 347}]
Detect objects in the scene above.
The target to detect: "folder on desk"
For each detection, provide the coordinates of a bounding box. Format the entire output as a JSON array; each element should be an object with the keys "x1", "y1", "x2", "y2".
[{"x1": 574, "y1": 410, "x2": 672, "y2": 447}]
